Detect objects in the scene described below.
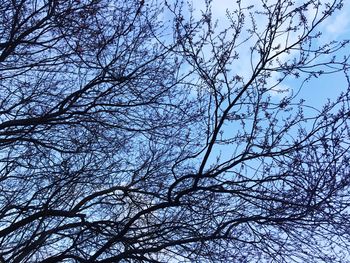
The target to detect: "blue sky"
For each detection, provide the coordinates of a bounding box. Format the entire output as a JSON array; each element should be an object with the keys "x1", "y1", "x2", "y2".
[
  {"x1": 211, "y1": 0, "x2": 350, "y2": 105},
  {"x1": 178, "y1": 0, "x2": 350, "y2": 171}
]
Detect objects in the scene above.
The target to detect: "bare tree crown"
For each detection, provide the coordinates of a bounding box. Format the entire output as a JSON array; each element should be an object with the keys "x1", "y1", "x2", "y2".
[{"x1": 0, "y1": 0, "x2": 349, "y2": 262}]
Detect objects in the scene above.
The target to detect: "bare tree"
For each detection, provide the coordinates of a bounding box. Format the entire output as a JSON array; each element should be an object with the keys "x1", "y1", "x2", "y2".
[{"x1": 0, "y1": 0, "x2": 349, "y2": 262}]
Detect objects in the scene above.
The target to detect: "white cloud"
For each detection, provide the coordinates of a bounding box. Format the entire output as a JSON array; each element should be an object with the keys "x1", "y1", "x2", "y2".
[{"x1": 325, "y1": 6, "x2": 350, "y2": 35}]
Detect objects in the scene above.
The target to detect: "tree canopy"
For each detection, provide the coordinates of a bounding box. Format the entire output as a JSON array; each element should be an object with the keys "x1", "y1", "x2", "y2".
[{"x1": 0, "y1": 0, "x2": 350, "y2": 262}]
